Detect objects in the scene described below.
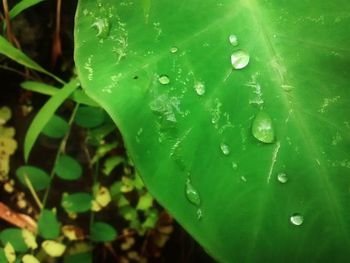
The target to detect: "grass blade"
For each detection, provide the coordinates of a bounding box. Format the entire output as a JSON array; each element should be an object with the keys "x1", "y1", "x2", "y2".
[{"x1": 24, "y1": 79, "x2": 78, "y2": 161}]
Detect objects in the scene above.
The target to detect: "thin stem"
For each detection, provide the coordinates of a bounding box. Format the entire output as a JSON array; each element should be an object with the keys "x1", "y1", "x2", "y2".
[
  {"x1": 51, "y1": 0, "x2": 62, "y2": 66},
  {"x1": 2, "y1": 0, "x2": 21, "y2": 48},
  {"x1": 41, "y1": 103, "x2": 80, "y2": 208},
  {"x1": 23, "y1": 174, "x2": 43, "y2": 209},
  {"x1": 89, "y1": 161, "x2": 99, "y2": 229},
  {"x1": 0, "y1": 64, "x2": 28, "y2": 78}
]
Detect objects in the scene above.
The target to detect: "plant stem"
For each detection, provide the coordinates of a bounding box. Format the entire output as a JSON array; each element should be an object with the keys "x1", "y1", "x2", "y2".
[
  {"x1": 41, "y1": 103, "x2": 80, "y2": 208},
  {"x1": 23, "y1": 174, "x2": 43, "y2": 209}
]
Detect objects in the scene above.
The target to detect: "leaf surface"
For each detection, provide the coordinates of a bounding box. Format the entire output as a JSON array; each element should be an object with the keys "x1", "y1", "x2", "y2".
[{"x1": 75, "y1": 0, "x2": 350, "y2": 261}]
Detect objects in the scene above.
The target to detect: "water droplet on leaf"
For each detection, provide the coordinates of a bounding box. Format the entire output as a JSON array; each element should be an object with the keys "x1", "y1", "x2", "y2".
[
  {"x1": 231, "y1": 50, "x2": 250, "y2": 69},
  {"x1": 290, "y1": 213, "x2": 303, "y2": 226},
  {"x1": 220, "y1": 143, "x2": 230, "y2": 156},
  {"x1": 170, "y1": 47, "x2": 178, "y2": 53},
  {"x1": 194, "y1": 81, "x2": 205, "y2": 96},
  {"x1": 277, "y1": 173, "x2": 288, "y2": 183},
  {"x1": 232, "y1": 162, "x2": 238, "y2": 170},
  {"x1": 197, "y1": 208, "x2": 203, "y2": 220},
  {"x1": 229, "y1": 34, "x2": 238, "y2": 46},
  {"x1": 252, "y1": 111, "x2": 275, "y2": 143},
  {"x1": 158, "y1": 75, "x2": 170, "y2": 85},
  {"x1": 91, "y1": 18, "x2": 110, "y2": 39},
  {"x1": 185, "y1": 178, "x2": 200, "y2": 206}
]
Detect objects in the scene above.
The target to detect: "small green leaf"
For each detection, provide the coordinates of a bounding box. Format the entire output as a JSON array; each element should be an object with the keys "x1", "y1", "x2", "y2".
[
  {"x1": 74, "y1": 106, "x2": 106, "y2": 128},
  {"x1": 16, "y1": 166, "x2": 50, "y2": 191},
  {"x1": 21, "y1": 81, "x2": 98, "y2": 107},
  {"x1": 21, "y1": 230, "x2": 37, "y2": 250},
  {"x1": 22, "y1": 254, "x2": 40, "y2": 263},
  {"x1": 9, "y1": 0, "x2": 44, "y2": 19},
  {"x1": 90, "y1": 222, "x2": 117, "y2": 242},
  {"x1": 91, "y1": 141, "x2": 118, "y2": 164},
  {"x1": 0, "y1": 106, "x2": 11, "y2": 125},
  {"x1": 38, "y1": 209, "x2": 60, "y2": 239},
  {"x1": 0, "y1": 36, "x2": 63, "y2": 84},
  {"x1": 61, "y1": 192, "x2": 92, "y2": 213},
  {"x1": 142, "y1": 210, "x2": 159, "y2": 229},
  {"x1": 55, "y1": 155, "x2": 82, "y2": 180},
  {"x1": 119, "y1": 206, "x2": 137, "y2": 221},
  {"x1": 24, "y1": 79, "x2": 79, "y2": 161},
  {"x1": 0, "y1": 228, "x2": 28, "y2": 253},
  {"x1": 136, "y1": 192, "x2": 153, "y2": 211},
  {"x1": 102, "y1": 156, "x2": 124, "y2": 176},
  {"x1": 64, "y1": 252, "x2": 92, "y2": 263},
  {"x1": 4, "y1": 243, "x2": 15, "y2": 263},
  {"x1": 42, "y1": 115, "x2": 69, "y2": 139},
  {"x1": 41, "y1": 240, "x2": 66, "y2": 257}
]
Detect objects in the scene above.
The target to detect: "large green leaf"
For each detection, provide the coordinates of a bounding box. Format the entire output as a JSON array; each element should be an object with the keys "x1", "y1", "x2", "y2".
[{"x1": 74, "y1": 0, "x2": 350, "y2": 262}]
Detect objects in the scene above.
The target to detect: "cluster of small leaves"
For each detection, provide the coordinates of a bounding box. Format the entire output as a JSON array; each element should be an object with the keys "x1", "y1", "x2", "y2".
[
  {"x1": 0, "y1": 99, "x2": 174, "y2": 262},
  {"x1": 0, "y1": 1, "x2": 174, "y2": 260}
]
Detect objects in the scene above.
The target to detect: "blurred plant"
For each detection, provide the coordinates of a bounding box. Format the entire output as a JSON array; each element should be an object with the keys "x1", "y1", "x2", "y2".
[{"x1": 0, "y1": 1, "x2": 174, "y2": 262}]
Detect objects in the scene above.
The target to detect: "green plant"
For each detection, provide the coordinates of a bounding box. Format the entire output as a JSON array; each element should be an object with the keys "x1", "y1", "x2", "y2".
[
  {"x1": 1, "y1": 0, "x2": 350, "y2": 262},
  {"x1": 74, "y1": 0, "x2": 350, "y2": 262}
]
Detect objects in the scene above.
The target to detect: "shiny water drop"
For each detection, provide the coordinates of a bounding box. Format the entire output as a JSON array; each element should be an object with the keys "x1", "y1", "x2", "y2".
[
  {"x1": 170, "y1": 47, "x2": 178, "y2": 53},
  {"x1": 229, "y1": 34, "x2": 238, "y2": 46},
  {"x1": 194, "y1": 81, "x2": 205, "y2": 96},
  {"x1": 220, "y1": 143, "x2": 230, "y2": 156},
  {"x1": 231, "y1": 50, "x2": 250, "y2": 69},
  {"x1": 91, "y1": 18, "x2": 110, "y2": 39},
  {"x1": 197, "y1": 208, "x2": 203, "y2": 220},
  {"x1": 185, "y1": 178, "x2": 200, "y2": 206},
  {"x1": 232, "y1": 162, "x2": 238, "y2": 170},
  {"x1": 158, "y1": 75, "x2": 170, "y2": 85},
  {"x1": 252, "y1": 111, "x2": 275, "y2": 143},
  {"x1": 277, "y1": 173, "x2": 288, "y2": 183},
  {"x1": 290, "y1": 213, "x2": 304, "y2": 226}
]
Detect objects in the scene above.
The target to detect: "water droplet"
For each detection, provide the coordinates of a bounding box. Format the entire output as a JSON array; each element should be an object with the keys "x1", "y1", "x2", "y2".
[
  {"x1": 232, "y1": 162, "x2": 238, "y2": 170},
  {"x1": 197, "y1": 208, "x2": 203, "y2": 220},
  {"x1": 281, "y1": 84, "x2": 294, "y2": 92},
  {"x1": 91, "y1": 18, "x2": 110, "y2": 39},
  {"x1": 252, "y1": 111, "x2": 275, "y2": 143},
  {"x1": 220, "y1": 143, "x2": 230, "y2": 156},
  {"x1": 170, "y1": 47, "x2": 178, "y2": 53},
  {"x1": 194, "y1": 81, "x2": 205, "y2": 96},
  {"x1": 185, "y1": 178, "x2": 200, "y2": 206},
  {"x1": 277, "y1": 173, "x2": 288, "y2": 183},
  {"x1": 290, "y1": 213, "x2": 303, "y2": 226},
  {"x1": 229, "y1": 34, "x2": 238, "y2": 46},
  {"x1": 158, "y1": 75, "x2": 170, "y2": 85},
  {"x1": 231, "y1": 50, "x2": 250, "y2": 69}
]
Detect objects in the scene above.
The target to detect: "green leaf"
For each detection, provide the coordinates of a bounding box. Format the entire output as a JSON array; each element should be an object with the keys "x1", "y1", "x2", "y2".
[
  {"x1": 90, "y1": 222, "x2": 117, "y2": 242},
  {"x1": 24, "y1": 79, "x2": 78, "y2": 161},
  {"x1": 0, "y1": 36, "x2": 63, "y2": 84},
  {"x1": 75, "y1": 0, "x2": 350, "y2": 262},
  {"x1": 0, "y1": 106, "x2": 11, "y2": 125},
  {"x1": 55, "y1": 155, "x2": 82, "y2": 180},
  {"x1": 0, "y1": 228, "x2": 28, "y2": 253},
  {"x1": 64, "y1": 252, "x2": 92, "y2": 263},
  {"x1": 38, "y1": 209, "x2": 60, "y2": 239},
  {"x1": 136, "y1": 192, "x2": 153, "y2": 211},
  {"x1": 9, "y1": 0, "x2": 44, "y2": 19},
  {"x1": 102, "y1": 155, "x2": 124, "y2": 176},
  {"x1": 0, "y1": 248, "x2": 7, "y2": 262},
  {"x1": 42, "y1": 115, "x2": 69, "y2": 139},
  {"x1": 21, "y1": 81, "x2": 98, "y2": 106},
  {"x1": 16, "y1": 165, "x2": 50, "y2": 191},
  {"x1": 61, "y1": 192, "x2": 92, "y2": 213},
  {"x1": 74, "y1": 106, "x2": 106, "y2": 128}
]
